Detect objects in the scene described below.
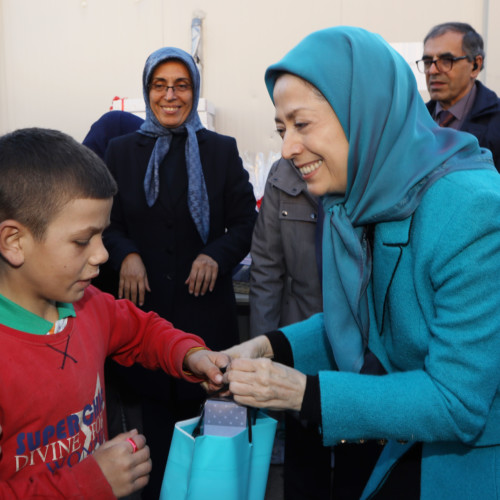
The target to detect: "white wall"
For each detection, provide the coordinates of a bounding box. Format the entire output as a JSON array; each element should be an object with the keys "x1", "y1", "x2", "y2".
[{"x1": 1, "y1": 0, "x2": 498, "y2": 158}]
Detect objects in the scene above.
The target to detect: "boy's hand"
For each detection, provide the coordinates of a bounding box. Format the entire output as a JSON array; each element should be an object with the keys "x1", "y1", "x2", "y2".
[
  {"x1": 93, "y1": 429, "x2": 151, "y2": 498},
  {"x1": 184, "y1": 349, "x2": 230, "y2": 392}
]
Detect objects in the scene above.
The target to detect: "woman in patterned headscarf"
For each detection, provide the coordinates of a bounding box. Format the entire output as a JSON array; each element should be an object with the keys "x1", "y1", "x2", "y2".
[
  {"x1": 224, "y1": 27, "x2": 500, "y2": 499},
  {"x1": 103, "y1": 47, "x2": 256, "y2": 499}
]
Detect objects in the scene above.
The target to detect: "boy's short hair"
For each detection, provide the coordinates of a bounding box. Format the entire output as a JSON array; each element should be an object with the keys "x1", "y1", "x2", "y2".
[{"x1": 0, "y1": 127, "x2": 118, "y2": 240}]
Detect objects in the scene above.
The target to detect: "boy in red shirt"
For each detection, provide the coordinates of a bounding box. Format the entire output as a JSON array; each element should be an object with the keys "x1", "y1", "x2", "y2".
[{"x1": 0, "y1": 128, "x2": 229, "y2": 498}]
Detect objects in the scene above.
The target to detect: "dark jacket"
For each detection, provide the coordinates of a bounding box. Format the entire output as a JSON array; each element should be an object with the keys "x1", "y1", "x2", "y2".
[
  {"x1": 427, "y1": 81, "x2": 500, "y2": 170},
  {"x1": 249, "y1": 158, "x2": 322, "y2": 337},
  {"x1": 104, "y1": 129, "x2": 257, "y2": 351}
]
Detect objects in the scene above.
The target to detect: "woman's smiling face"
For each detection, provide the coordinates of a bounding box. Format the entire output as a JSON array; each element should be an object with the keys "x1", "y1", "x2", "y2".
[
  {"x1": 273, "y1": 73, "x2": 349, "y2": 197},
  {"x1": 148, "y1": 60, "x2": 193, "y2": 128}
]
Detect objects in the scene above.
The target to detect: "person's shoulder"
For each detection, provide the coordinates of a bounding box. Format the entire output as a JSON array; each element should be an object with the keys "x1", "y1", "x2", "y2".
[
  {"x1": 197, "y1": 128, "x2": 237, "y2": 146},
  {"x1": 474, "y1": 81, "x2": 500, "y2": 113},
  {"x1": 270, "y1": 157, "x2": 293, "y2": 174},
  {"x1": 267, "y1": 157, "x2": 308, "y2": 194},
  {"x1": 437, "y1": 166, "x2": 500, "y2": 191},
  {"x1": 405, "y1": 168, "x2": 500, "y2": 263},
  {"x1": 106, "y1": 131, "x2": 152, "y2": 160},
  {"x1": 476, "y1": 81, "x2": 500, "y2": 101},
  {"x1": 376, "y1": 167, "x2": 500, "y2": 250},
  {"x1": 423, "y1": 167, "x2": 500, "y2": 216},
  {"x1": 108, "y1": 130, "x2": 148, "y2": 147}
]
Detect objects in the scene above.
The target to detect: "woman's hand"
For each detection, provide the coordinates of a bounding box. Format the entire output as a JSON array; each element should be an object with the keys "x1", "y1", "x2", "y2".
[
  {"x1": 226, "y1": 358, "x2": 307, "y2": 411},
  {"x1": 93, "y1": 429, "x2": 151, "y2": 498},
  {"x1": 119, "y1": 253, "x2": 151, "y2": 306},
  {"x1": 185, "y1": 253, "x2": 218, "y2": 297},
  {"x1": 223, "y1": 335, "x2": 274, "y2": 360}
]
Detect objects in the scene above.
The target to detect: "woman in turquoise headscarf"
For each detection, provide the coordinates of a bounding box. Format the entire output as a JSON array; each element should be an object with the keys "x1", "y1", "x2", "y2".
[{"x1": 224, "y1": 27, "x2": 500, "y2": 499}]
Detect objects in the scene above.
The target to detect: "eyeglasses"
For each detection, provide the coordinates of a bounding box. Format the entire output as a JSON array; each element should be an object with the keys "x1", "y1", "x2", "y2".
[
  {"x1": 149, "y1": 82, "x2": 192, "y2": 94},
  {"x1": 415, "y1": 55, "x2": 468, "y2": 73}
]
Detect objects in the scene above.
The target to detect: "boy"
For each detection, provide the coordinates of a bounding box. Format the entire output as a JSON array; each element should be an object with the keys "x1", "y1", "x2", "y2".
[{"x1": 0, "y1": 128, "x2": 228, "y2": 498}]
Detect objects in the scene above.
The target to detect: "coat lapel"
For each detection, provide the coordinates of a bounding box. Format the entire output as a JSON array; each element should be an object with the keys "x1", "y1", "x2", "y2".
[
  {"x1": 372, "y1": 215, "x2": 413, "y2": 329},
  {"x1": 362, "y1": 215, "x2": 415, "y2": 498}
]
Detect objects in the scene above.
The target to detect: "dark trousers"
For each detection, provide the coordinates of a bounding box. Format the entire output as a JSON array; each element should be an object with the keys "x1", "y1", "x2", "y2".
[
  {"x1": 332, "y1": 441, "x2": 422, "y2": 499},
  {"x1": 284, "y1": 414, "x2": 333, "y2": 500}
]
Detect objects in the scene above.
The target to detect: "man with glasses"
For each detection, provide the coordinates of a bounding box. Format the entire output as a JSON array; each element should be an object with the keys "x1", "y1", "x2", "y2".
[{"x1": 417, "y1": 22, "x2": 500, "y2": 170}]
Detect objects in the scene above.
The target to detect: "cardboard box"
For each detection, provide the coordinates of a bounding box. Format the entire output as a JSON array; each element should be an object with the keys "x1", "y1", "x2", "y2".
[{"x1": 109, "y1": 97, "x2": 146, "y2": 119}]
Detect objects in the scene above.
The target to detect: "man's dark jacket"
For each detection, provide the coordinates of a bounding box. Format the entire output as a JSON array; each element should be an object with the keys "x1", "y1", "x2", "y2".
[{"x1": 427, "y1": 80, "x2": 500, "y2": 171}]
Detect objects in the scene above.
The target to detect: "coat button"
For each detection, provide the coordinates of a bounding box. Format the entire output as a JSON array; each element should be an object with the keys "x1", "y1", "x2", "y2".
[
  {"x1": 281, "y1": 210, "x2": 288, "y2": 216},
  {"x1": 310, "y1": 213, "x2": 317, "y2": 219}
]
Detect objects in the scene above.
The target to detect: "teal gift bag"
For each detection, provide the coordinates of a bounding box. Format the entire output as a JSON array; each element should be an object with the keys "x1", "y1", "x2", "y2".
[{"x1": 160, "y1": 405, "x2": 277, "y2": 500}]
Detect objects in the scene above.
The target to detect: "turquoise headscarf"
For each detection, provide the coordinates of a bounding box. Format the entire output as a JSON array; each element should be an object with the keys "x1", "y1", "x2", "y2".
[
  {"x1": 139, "y1": 47, "x2": 209, "y2": 244},
  {"x1": 265, "y1": 26, "x2": 494, "y2": 372}
]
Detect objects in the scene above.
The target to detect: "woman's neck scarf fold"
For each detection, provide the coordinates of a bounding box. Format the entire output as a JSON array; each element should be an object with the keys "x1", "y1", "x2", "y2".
[
  {"x1": 265, "y1": 26, "x2": 494, "y2": 372},
  {"x1": 139, "y1": 47, "x2": 209, "y2": 244}
]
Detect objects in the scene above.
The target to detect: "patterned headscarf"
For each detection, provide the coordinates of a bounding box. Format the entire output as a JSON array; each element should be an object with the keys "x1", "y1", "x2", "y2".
[
  {"x1": 139, "y1": 47, "x2": 209, "y2": 243},
  {"x1": 265, "y1": 26, "x2": 494, "y2": 372}
]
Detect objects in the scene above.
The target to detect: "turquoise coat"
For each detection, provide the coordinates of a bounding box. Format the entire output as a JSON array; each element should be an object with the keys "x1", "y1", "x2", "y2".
[{"x1": 282, "y1": 169, "x2": 500, "y2": 499}]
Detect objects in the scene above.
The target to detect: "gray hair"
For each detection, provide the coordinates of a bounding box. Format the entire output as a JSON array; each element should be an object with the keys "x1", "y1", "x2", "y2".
[{"x1": 424, "y1": 22, "x2": 485, "y2": 66}]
